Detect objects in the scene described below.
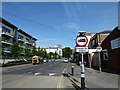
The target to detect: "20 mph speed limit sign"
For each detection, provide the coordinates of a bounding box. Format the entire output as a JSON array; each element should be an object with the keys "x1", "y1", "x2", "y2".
[{"x1": 76, "y1": 35, "x2": 88, "y2": 47}]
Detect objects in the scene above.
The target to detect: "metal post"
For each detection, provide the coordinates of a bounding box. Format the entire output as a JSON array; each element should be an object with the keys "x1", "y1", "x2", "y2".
[
  {"x1": 88, "y1": 53, "x2": 91, "y2": 68},
  {"x1": 81, "y1": 53, "x2": 85, "y2": 89},
  {"x1": 99, "y1": 52, "x2": 101, "y2": 73},
  {"x1": 71, "y1": 65, "x2": 74, "y2": 76}
]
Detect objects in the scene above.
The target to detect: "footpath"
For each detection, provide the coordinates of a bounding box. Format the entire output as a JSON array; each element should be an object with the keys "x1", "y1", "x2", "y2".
[{"x1": 62, "y1": 62, "x2": 119, "y2": 90}]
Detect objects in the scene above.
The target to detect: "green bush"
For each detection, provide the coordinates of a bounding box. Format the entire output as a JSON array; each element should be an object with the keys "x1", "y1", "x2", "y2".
[{"x1": 2, "y1": 60, "x2": 32, "y2": 67}]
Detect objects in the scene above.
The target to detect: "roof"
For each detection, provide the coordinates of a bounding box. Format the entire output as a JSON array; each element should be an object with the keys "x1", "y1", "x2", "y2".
[
  {"x1": 98, "y1": 30, "x2": 112, "y2": 34},
  {"x1": 86, "y1": 33, "x2": 94, "y2": 36},
  {"x1": 49, "y1": 44, "x2": 62, "y2": 48},
  {"x1": 0, "y1": 17, "x2": 18, "y2": 29},
  {"x1": 18, "y1": 29, "x2": 37, "y2": 41}
]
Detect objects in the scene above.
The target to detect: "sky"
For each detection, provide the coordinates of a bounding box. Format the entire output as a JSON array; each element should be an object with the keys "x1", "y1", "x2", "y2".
[{"x1": 2, "y1": 2, "x2": 118, "y2": 49}]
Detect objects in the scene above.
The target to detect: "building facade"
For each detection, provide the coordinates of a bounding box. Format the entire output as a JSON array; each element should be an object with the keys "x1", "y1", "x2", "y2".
[
  {"x1": 101, "y1": 27, "x2": 120, "y2": 72},
  {"x1": 1, "y1": 18, "x2": 18, "y2": 57},
  {"x1": 1, "y1": 18, "x2": 37, "y2": 58},
  {"x1": 88, "y1": 30, "x2": 112, "y2": 68},
  {"x1": 17, "y1": 29, "x2": 37, "y2": 56},
  {"x1": 45, "y1": 44, "x2": 62, "y2": 57}
]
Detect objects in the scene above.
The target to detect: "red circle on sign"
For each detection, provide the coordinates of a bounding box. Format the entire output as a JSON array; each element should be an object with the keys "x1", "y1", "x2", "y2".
[{"x1": 76, "y1": 35, "x2": 88, "y2": 47}]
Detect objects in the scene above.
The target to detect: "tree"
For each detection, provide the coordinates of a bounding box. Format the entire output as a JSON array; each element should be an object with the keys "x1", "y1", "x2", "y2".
[
  {"x1": 62, "y1": 47, "x2": 72, "y2": 59},
  {"x1": 32, "y1": 46, "x2": 37, "y2": 56},
  {"x1": 11, "y1": 41, "x2": 21, "y2": 59},
  {"x1": 37, "y1": 47, "x2": 48, "y2": 59},
  {"x1": 48, "y1": 52, "x2": 54, "y2": 59},
  {"x1": 25, "y1": 45, "x2": 31, "y2": 59},
  {"x1": 54, "y1": 51, "x2": 58, "y2": 59},
  {"x1": 44, "y1": 49, "x2": 48, "y2": 59}
]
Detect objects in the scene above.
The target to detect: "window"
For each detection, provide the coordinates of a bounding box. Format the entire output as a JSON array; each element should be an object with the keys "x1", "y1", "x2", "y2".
[
  {"x1": 103, "y1": 49, "x2": 108, "y2": 60},
  {"x1": 2, "y1": 27, "x2": 6, "y2": 32},
  {"x1": 92, "y1": 40, "x2": 96, "y2": 47},
  {"x1": 2, "y1": 27, "x2": 11, "y2": 34},
  {"x1": 18, "y1": 35, "x2": 23, "y2": 39}
]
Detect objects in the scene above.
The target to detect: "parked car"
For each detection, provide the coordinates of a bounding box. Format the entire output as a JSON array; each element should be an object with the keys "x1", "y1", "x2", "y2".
[
  {"x1": 51, "y1": 59, "x2": 55, "y2": 62},
  {"x1": 64, "y1": 58, "x2": 69, "y2": 63},
  {"x1": 43, "y1": 59, "x2": 47, "y2": 63}
]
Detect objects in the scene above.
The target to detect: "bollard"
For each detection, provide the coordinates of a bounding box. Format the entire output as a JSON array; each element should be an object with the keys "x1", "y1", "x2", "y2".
[{"x1": 71, "y1": 65, "x2": 74, "y2": 76}]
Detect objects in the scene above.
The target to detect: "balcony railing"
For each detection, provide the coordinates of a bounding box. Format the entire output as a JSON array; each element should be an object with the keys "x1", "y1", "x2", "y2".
[
  {"x1": 3, "y1": 48, "x2": 11, "y2": 53},
  {"x1": 2, "y1": 40, "x2": 13, "y2": 45},
  {"x1": 25, "y1": 41, "x2": 32, "y2": 45},
  {"x1": 20, "y1": 45, "x2": 25, "y2": 48},
  {"x1": 18, "y1": 38, "x2": 25, "y2": 42},
  {"x1": 2, "y1": 31, "x2": 14, "y2": 37}
]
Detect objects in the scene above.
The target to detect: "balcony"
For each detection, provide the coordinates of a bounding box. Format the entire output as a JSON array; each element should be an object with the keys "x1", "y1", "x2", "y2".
[
  {"x1": 2, "y1": 31, "x2": 14, "y2": 38},
  {"x1": 18, "y1": 38, "x2": 25, "y2": 42},
  {"x1": 25, "y1": 41, "x2": 32, "y2": 45},
  {"x1": 3, "y1": 48, "x2": 11, "y2": 53},
  {"x1": 20, "y1": 51, "x2": 25, "y2": 55},
  {"x1": 2, "y1": 40, "x2": 13, "y2": 45},
  {"x1": 19, "y1": 45, "x2": 25, "y2": 48}
]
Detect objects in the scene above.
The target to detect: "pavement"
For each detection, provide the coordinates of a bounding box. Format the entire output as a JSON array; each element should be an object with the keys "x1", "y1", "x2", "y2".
[{"x1": 62, "y1": 61, "x2": 119, "y2": 90}]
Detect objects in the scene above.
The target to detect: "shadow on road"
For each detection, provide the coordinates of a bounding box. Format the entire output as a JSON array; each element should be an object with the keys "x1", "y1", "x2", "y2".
[{"x1": 67, "y1": 76, "x2": 81, "y2": 90}]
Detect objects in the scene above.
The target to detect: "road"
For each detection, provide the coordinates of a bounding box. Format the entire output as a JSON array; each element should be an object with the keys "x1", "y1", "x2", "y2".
[
  {"x1": 2, "y1": 60, "x2": 119, "y2": 90},
  {"x1": 2, "y1": 60, "x2": 67, "y2": 88}
]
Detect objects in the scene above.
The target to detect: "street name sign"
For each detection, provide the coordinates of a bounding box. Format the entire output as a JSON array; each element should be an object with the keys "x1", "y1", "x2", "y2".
[{"x1": 76, "y1": 47, "x2": 88, "y2": 52}]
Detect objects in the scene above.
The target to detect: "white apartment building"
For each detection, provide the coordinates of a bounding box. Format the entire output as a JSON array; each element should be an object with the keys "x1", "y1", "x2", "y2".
[{"x1": 45, "y1": 44, "x2": 62, "y2": 57}]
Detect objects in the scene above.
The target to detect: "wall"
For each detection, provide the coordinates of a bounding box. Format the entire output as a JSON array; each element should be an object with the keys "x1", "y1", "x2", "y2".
[{"x1": 101, "y1": 27, "x2": 120, "y2": 72}]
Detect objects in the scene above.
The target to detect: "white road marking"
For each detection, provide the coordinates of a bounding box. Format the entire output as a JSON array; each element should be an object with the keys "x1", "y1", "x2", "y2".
[
  {"x1": 39, "y1": 67, "x2": 46, "y2": 70},
  {"x1": 35, "y1": 73, "x2": 41, "y2": 75},
  {"x1": 49, "y1": 73, "x2": 56, "y2": 76},
  {"x1": 57, "y1": 68, "x2": 66, "y2": 89}
]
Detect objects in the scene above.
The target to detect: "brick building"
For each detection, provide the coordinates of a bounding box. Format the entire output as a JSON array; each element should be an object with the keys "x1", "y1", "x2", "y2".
[
  {"x1": 101, "y1": 27, "x2": 120, "y2": 72},
  {"x1": 88, "y1": 30, "x2": 112, "y2": 68}
]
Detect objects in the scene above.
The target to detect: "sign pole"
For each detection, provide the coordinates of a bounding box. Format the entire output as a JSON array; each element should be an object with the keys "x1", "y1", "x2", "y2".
[
  {"x1": 81, "y1": 53, "x2": 85, "y2": 89},
  {"x1": 75, "y1": 31, "x2": 88, "y2": 89},
  {"x1": 99, "y1": 52, "x2": 101, "y2": 73}
]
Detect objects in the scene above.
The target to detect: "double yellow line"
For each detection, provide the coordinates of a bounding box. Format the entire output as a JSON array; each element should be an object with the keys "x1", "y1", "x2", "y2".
[{"x1": 57, "y1": 68, "x2": 66, "y2": 90}]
